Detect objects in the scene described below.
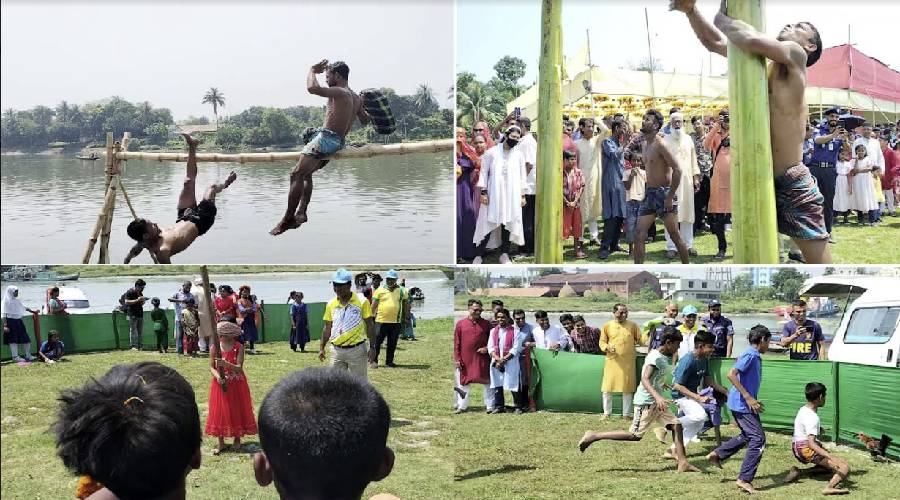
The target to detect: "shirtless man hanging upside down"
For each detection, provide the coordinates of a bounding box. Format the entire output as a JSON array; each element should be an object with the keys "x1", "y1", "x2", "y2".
[
  {"x1": 672, "y1": 0, "x2": 831, "y2": 263},
  {"x1": 270, "y1": 59, "x2": 370, "y2": 236},
  {"x1": 124, "y1": 134, "x2": 236, "y2": 264}
]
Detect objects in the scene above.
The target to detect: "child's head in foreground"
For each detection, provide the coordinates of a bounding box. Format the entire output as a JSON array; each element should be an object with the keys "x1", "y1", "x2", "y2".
[
  {"x1": 54, "y1": 362, "x2": 201, "y2": 499},
  {"x1": 255, "y1": 367, "x2": 394, "y2": 500}
]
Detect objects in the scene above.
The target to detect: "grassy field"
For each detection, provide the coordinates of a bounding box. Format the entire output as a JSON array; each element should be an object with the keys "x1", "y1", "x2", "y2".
[
  {"x1": 0, "y1": 318, "x2": 455, "y2": 500},
  {"x1": 51, "y1": 265, "x2": 455, "y2": 279},
  {"x1": 454, "y1": 295, "x2": 783, "y2": 315},
  {"x1": 452, "y1": 382, "x2": 900, "y2": 499},
  {"x1": 475, "y1": 217, "x2": 900, "y2": 264}
]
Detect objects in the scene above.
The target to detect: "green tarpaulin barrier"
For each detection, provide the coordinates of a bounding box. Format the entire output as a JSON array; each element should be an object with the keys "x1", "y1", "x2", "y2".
[
  {"x1": 1, "y1": 302, "x2": 326, "y2": 360},
  {"x1": 531, "y1": 349, "x2": 898, "y2": 458}
]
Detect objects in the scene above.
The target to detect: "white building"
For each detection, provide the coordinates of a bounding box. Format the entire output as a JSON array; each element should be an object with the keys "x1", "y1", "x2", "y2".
[
  {"x1": 748, "y1": 268, "x2": 776, "y2": 287},
  {"x1": 659, "y1": 278, "x2": 726, "y2": 302}
]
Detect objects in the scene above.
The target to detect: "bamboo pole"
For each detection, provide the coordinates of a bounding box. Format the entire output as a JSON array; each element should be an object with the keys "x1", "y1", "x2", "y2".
[
  {"x1": 82, "y1": 178, "x2": 119, "y2": 263},
  {"x1": 535, "y1": 0, "x2": 563, "y2": 263},
  {"x1": 114, "y1": 139, "x2": 453, "y2": 163},
  {"x1": 727, "y1": 0, "x2": 778, "y2": 263},
  {"x1": 200, "y1": 266, "x2": 226, "y2": 392},
  {"x1": 98, "y1": 137, "x2": 124, "y2": 264}
]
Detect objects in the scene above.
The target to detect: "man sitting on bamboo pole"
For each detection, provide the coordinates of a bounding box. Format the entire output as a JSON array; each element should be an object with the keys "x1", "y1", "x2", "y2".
[
  {"x1": 270, "y1": 59, "x2": 370, "y2": 236},
  {"x1": 672, "y1": 0, "x2": 831, "y2": 263},
  {"x1": 124, "y1": 134, "x2": 236, "y2": 264},
  {"x1": 632, "y1": 110, "x2": 691, "y2": 264}
]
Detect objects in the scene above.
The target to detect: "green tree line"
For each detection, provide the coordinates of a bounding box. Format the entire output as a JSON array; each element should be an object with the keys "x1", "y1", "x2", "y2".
[
  {"x1": 2, "y1": 84, "x2": 451, "y2": 151},
  {"x1": 456, "y1": 55, "x2": 528, "y2": 130}
]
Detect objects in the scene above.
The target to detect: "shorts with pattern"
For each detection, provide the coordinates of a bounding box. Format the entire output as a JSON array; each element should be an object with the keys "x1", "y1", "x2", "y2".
[
  {"x1": 630, "y1": 403, "x2": 679, "y2": 437},
  {"x1": 639, "y1": 186, "x2": 678, "y2": 218},
  {"x1": 301, "y1": 127, "x2": 345, "y2": 161},
  {"x1": 775, "y1": 164, "x2": 829, "y2": 240},
  {"x1": 792, "y1": 440, "x2": 827, "y2": 465},
  {"x1": 176, "y1": 199, "x2": 217, "y2": 236}
]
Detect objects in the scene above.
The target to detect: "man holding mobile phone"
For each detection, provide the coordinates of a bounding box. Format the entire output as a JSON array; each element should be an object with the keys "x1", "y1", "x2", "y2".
[
  {"x1": 779, "y1": 299, "x2": 825, "y2": 360},
  {"x1": 809, "y1": 107, "x2": 847, "y2": 241}
]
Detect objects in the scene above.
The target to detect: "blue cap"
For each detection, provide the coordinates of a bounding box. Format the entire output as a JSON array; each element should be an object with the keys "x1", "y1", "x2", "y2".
[
  {"x1": 331, "y1": 268, "x2": 352, "y2": 284},
  {"x1": 385, "y1": 269, "x2": 399, "y2": 279},
  {"x1": 681, "y1": 304, "x2": 699, "y2": 316},
  {"x1": 824, "y1": 106, "x2": 842, "y2": 116},
  {"x1": 708, "y1": 299, "x2": 722, "y2": 308}
]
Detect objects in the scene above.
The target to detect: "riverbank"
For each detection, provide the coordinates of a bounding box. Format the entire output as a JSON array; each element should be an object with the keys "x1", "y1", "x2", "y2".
[
  {"x1": 455, "y1": 294, "x2": 788, "y2": 315},
  {"x1": 52, "y1": 265, "x2": 454, "y2": 279}
]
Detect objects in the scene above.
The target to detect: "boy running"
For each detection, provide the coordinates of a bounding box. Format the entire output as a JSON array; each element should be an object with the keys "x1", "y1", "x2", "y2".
[
  {"x1": 707, "y1": 325, "x2": 771, "y2": 495},
  {"x1": 579, "y1": 327, "x2": 700, "y2": 473}
]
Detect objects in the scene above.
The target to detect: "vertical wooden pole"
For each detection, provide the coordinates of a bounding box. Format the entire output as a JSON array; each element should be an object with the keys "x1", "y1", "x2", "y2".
[
  {"x1": 98, "y1": 136, "x2": 123, "y2": 263},
  {"x1": 83, "y1": 133, "x2": 116, "y2": 263},
  {"x1": 535, "y1": 0, "x2": 563, "y2": 263},
  {"x1": 727, "y1": 0, "x2": 778, "y2": 263},
  {"x1": 201, "y1": 266, "x2": 226, "y2": 392}
]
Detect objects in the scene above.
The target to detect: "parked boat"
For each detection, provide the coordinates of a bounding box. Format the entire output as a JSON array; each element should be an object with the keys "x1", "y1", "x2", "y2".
[
  {"x1": 1, "y1": 266, "x2": 79, "y2": 282},
  {"x1": 75, "y1": 153, "x2": 100, "y2": 160}
]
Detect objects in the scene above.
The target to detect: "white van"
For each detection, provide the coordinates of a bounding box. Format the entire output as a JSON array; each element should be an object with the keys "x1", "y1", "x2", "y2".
[{"x1": 799, "y1": 276, "x2": 900, "y2": 368}]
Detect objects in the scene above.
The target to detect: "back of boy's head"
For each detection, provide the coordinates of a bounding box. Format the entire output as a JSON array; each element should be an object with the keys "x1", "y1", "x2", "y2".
[
  {"x1": 54, "y1": 362, "x2": 200, "y2": 499},
  {"x1": 805, "y1": 381, "x2": 827, "y2": 402},
  {"x1": 660, "y1": 325, "x2": 683, "y2": 345},
  {"x1": 694, "y1": 330, "x2": 716, "y2": 347},
  {"x1": 748, "y1": 324, "x2": 772, "y2": 345},
  {"x1": 258, "y1": 367, "x2": 391, "y2": 498}
]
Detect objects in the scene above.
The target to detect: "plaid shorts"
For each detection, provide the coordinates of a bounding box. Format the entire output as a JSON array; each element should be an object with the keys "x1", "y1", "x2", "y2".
[
  {"x1": 775, "y1": 164, "x2": 829, "y2": 240},
  {"x1": 640, "y1": 186, "x2": 678, "y2": 218},
  {"x1": 301, "y1": 128, "x2": 345, "y2": 160}
]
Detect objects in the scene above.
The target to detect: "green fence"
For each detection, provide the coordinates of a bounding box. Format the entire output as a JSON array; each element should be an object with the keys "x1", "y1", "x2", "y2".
[
  {"x1": 530, "y1": 349, "x2": 899, "y2": 458},
  {"x1": 1, "y1": 302, "x2": 326, "y2": 360}
]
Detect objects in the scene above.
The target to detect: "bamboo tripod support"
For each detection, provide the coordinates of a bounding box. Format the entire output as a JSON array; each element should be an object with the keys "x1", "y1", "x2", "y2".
[{"x1": 81, "y1": 133, "x2": 453, "y2": 264}]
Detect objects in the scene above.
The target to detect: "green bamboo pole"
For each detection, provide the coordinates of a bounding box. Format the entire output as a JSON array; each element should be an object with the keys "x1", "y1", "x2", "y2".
[
  {"x1": 727, "y1": 0, "x2": 779, "y2": 263},
  {"x1": 535, "y1": 0, "x2": 563, "y2": 263}
]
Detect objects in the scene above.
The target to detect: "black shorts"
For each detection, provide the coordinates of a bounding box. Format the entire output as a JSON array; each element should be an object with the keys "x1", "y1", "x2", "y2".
[{"x1": 176, "y1": 199, "x2": 217, "y2": 236}]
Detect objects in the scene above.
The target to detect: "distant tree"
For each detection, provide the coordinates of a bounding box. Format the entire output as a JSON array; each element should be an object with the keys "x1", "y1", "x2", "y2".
[
  {"x1": 413, "y1": 83, "x2": 437, "y2": 115},
  {"x1": 456, "y1": 81, "x2": 497, "y2": 130},
  {"x1": 143, "y1": 123, "x2": 170, "y2": 145},
  {"x1": 202, "y1": 87, "x2": 225, "y2": 123},
  {"x1": 633, "y1": 285, "x2": 660, "y2": 301},
  {"x1": 536, "y1": 267, "x2": 564, "y2": 277},
  {"x1": 465, "y1": 269, "x2": 490, "y2": 291},
  {"x1": 181, "y1": 116, "x2": 210, "y2": 126},
  {"x1": 493, "y1": 56, "x2": 526, "y2": 87},
  {"x1": 627, "y1": 57, "x2": 665, "y2": 72},
  {"x1": 506, "y1": 276, "x2": 525, "y2": 288},
  {"x1": 215, "y1": 123, "x2": 243, "y2": 149},
  {"x1": 771, "y1": 268, "x2": 809, "y2": 301},
  {"x1": 261, "y1": 108, "x2": 297, "y2": 144}
]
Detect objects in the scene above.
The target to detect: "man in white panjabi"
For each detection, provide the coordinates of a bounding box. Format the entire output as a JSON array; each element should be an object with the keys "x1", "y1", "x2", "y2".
[
  {"x1": 487, "y1": 308, "x2": 522, "y2": 413},
  {"x1": 473, "y1": 126, "x2": 527, "y2": 265},
  {"x1": 663, "y1": 112, "x2": 700, "y2": 259},
  {"x1": 577, "y1": 117, "x2": 605, "y2": 246}
]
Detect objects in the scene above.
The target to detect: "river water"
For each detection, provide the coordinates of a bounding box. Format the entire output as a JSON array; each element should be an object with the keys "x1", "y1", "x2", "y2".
[
  {"x1": 0, "y1": 152, "x2": 452, "y2": 263},
  {"x1": 2, "y1": 269, "x2": 453, "y2": 319},
  {"x1": 453, "y1": 311, "x2": 843, "y2": 355}
]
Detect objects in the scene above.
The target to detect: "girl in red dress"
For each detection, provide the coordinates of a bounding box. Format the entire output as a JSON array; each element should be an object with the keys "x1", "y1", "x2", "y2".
[{"x1": 206, "y1": 321, "x2": 257, "y2": 454}]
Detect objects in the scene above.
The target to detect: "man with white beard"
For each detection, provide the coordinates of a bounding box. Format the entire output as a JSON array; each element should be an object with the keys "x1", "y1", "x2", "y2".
[{"x1": 663, "y1": 113, "x2": 700, "y2": 259}]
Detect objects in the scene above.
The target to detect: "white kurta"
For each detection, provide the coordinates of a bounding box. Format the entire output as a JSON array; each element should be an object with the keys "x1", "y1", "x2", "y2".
[
  {"x1": 518, "y1": 133, "x2": 538, "y2": 195},
  {"x1": 488, "y1": 325, "x2": 521, "y2": 391},
  {"x1": 663, "y1": 131, "x2": 700, "y2": 224},
  {"x1": 533, "y1": 324, "x2": 571, "y2": 350},
  {"x1": 834, "y1": 160, "x2": 853, "y2": 213},
  {"x1": 850, "y1": 156, "x2": 879, "y2": 211},
  {"x1": 577, "y1": 136, "x2": 603, "y2": 223},
  {"x1": 474, "y1": 144, "x2": 526, "y2": 247}
]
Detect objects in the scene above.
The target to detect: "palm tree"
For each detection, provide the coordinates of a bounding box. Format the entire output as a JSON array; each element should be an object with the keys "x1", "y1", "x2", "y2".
[
  {"x1": 456, "y1": 81, "x2": 496, "y2": 130},
  {"x1": 202, "y1": 87, "x2": 225, "y2": 123},
  {"x1": 413, "y1": 83, "x2": 436, "y2": 113}
]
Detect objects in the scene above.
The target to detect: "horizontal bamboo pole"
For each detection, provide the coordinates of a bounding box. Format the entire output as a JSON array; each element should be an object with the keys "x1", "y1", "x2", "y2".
[{"x1": 114, "y1": 139, "x2": 453, "y2": 163}]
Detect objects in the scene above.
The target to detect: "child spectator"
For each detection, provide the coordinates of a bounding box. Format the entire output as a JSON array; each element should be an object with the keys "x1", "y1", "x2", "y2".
[
  {"x1": 53, "y1": 362, "x2": 201, "y2": 499},
  {"x1": 254, "y1": 367, "x2": 395, "y2": 500},
  {"x1": 206, "y1": 321, "x2": 258, "y2": 455},
  {"x1": 181, "y1": 298, "x2": 200, "y2": 357},
  {"x1": 623, "y1": 151, "x2": 648, "y2": 256},
  {"x1": 149, "y1": 297, "x2": 168, "y2": 353},
  {"x1": 561, "y1": 150, "x2": 586, "y2": 258},
  {"x1": 38, "y1": 330, "x2": 65, "y2": 363}
]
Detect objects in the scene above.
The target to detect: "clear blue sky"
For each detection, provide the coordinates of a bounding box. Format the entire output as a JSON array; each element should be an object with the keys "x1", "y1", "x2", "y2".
[{"x1": 458, "y1": 0, "x2": 900, "y2": 87}]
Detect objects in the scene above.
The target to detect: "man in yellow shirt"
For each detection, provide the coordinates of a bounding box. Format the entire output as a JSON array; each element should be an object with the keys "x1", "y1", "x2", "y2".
[
  {"x1": 600, "y1": 303, "x2": 643, "y2": 420},
  {"x1": 320, "y1": 268, "x2": 375, "y2": 379},
  {"x1": 371, "y1": 269, "x2": 410, "y2": 368}
]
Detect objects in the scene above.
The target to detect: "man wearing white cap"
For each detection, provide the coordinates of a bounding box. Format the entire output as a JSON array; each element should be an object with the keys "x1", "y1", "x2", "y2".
[
  {"x1": 663, "y1": 112, "x2": 700, "y2": 259},
  {"x1": 320, "y1": 268, "x2": 375, "y2": 378},
  {"x1": 372, "y1": 269, "x2": 409, "y2": 368}
]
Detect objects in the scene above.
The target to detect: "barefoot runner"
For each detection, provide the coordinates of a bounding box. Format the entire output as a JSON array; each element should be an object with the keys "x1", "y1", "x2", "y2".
[
  {"x1": 125, "y1": 134, "x2": 236, "y2": 263},
  {"x1": 270, "y1": 59, "x2": 370, "y2": 235},
  {"x1": 579, "y1": 327, "x2": 701, "y2": 473}
]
